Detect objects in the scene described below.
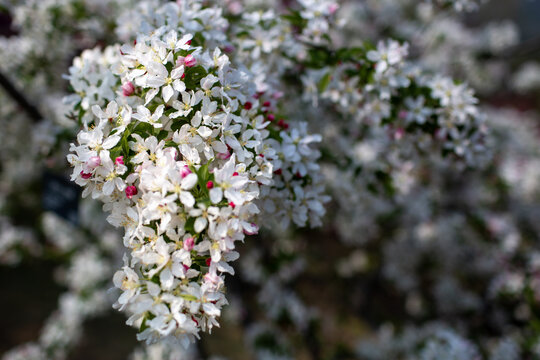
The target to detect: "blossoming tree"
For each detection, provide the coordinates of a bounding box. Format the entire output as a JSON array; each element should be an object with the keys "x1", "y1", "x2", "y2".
[{"x1": 1, "y1": 0, "x2": 539, "y2": 359}]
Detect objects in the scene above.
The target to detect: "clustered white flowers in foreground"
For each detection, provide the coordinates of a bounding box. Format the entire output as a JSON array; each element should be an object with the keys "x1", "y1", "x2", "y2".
[
  {"x1": 66, "y1": 6, "x2": 325, "y2": 344},
  {"x1": 3, "y1": 0, "x2": 540, "y2": 358}
]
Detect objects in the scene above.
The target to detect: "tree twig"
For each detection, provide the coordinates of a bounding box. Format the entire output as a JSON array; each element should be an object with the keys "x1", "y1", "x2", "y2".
[{"x1": 0, "y1": 70, "x2": 43, "y2": 123}]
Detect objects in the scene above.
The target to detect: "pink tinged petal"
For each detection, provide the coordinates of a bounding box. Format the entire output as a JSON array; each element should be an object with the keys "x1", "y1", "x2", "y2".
[
  {"x1": 183, "y1": 237, "x2": 195, "y2": 251},
  {"x1": 171, "y1": 66, "x2": 184, "y2": 79},
  {"x1": 181, "y1": 173, "x2": 198, "y2": 189},
  {"x1": 184, "y1": 54, "x2": 197, "y2": 67},
  {"x1": 171, "y1": 262, "x2": 186, "y2": 278},
  {"x1": 85, "y1": 156, "x2": 101, "y2": 170},
  {"x1": 179, "y1": 165, "x2": 192, "y2": 179},
  {"x1": 243, "y1": 222, "x2": 259, "y2": 235},
  {"x1": 128, "y1": 68, "x2": 146, "y2": 79},
  {"x1": 225, "y1": 189, "x2": 244, "y2": 206}
]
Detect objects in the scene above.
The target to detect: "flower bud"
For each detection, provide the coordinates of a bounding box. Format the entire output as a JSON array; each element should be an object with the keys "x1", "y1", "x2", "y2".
[
  {"x1": 115, "y1": 156, "x2": 124, "y2": 165},
  {"x1": 216, "y1": 151, "x2": 231, "y2": 160},
  {"x1": 122, "y1": 82, "x2": 135, "y2": 96},
  {"x1": 125, "y1": 185, "x2": 138, "y2": 199},
  {"x1": 184, "y1": 54, "x2": 197, "y2": 67},
  {"x1": 80, "y1": 170, "x2": 92, "y2": 179},
  {"x1": 243, "y1": 223, "x2": 259, "y2": 235},
  {"x1": 183, "y1": 237, "x2": 195, "y2": 251},
  {"x1": 180, "y1": 165, "x2": 192, "y2": 178},
  {"x1": 86, "y1": 156, "x2": 101, "y2": 170}
]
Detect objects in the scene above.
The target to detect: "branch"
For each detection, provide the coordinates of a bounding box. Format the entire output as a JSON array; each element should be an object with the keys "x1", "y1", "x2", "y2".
[{"x1": 0, "y1": 70, "x2": 43, "y2": 122}]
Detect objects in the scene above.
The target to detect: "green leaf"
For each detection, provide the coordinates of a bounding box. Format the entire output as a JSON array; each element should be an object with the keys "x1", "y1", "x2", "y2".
[
  {"x1": 180, "y1": 293, "x2": 199, "y2": 302},
  {"x1": 317, "y1": 72, "x2": 332, "y2": 93}
]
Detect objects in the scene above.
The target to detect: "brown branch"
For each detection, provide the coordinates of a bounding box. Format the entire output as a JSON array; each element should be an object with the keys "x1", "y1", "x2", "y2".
[{"x1": 0, "y1": 70, "x2": 43, "y2": 123}]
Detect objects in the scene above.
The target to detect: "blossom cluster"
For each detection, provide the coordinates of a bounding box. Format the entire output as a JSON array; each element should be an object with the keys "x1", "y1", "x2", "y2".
[{"x1": 66, "y1": 18, "x2": 325, "y2": 344}]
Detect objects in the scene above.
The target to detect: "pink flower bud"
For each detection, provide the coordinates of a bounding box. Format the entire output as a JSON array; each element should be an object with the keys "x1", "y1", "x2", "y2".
[
  {"x1": 86, "y1": 156, "x2": 101, "y2": 170},
  {"x1": 244, "y1": 101, "x2": 253, "y2": 110},
  {"x1": 204, "y1": 272, "x2": 219, "y2": 284},
  {"x1": 328, "y1": 3, "x2": 339, "y2": 14},
  {"x1": 224, "y1": 44, "x2": 235, "y2": 53},
  {"x1": 80, "y1": 170, "x2": 92, "y2": 179},
  {"x1": 122, "y1": 82, "x2": 135, "y2": 96},
  {"x1": 272, "y1": 91, "x2": 284, "y2": 99},
  {"x1": 398, "y1": 110, "x2": 408, "y2": 119},
  {"x1": 229, "y1": 201, "x2": 236, "y2": 209},
  {"x1": 115, "y1": 156, "x2": 124, "y2": 165},
  {"x1": 244, "y1": 223, "x2": 259, "y2": 235},
  {"x1": 394, "y1": 128, "x2": 405, "y2": 140},
  {"x1": 180, "y1": 165, "x2": 192, "y2": 178},
  {"x1": 183, "y1": 237, "x2": 195, "y2": 251},
  {"x1": 205, "y1": 258, "x2": 212, "y2": 266},
  {"x1": 216, "y1": 151, "x2": 231, "y2": 160},
  {"x1": 184, "y1": 54, "x2": 197, "y2": 67},
  {"x1": 206, "y1": 181, "x2": 214, "y2": 189},
  {"x1": 125, "y1": 185, "x2": 138, "y2": 199},
  {"x1": 228, "y1": 1, "x2": 242, "y2": 15}
]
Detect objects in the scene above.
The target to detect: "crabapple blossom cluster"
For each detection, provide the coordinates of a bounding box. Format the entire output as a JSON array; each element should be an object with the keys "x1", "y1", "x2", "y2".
[
  {"x1": 301, "y1": 40, "x2": 487, "y2": 165},
  {"x1": 66, "y1": 22, "x2": 325, "y2": 345},
  {"x1": 335, "y1": 0, "x2": 520, "y2": 95}
]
